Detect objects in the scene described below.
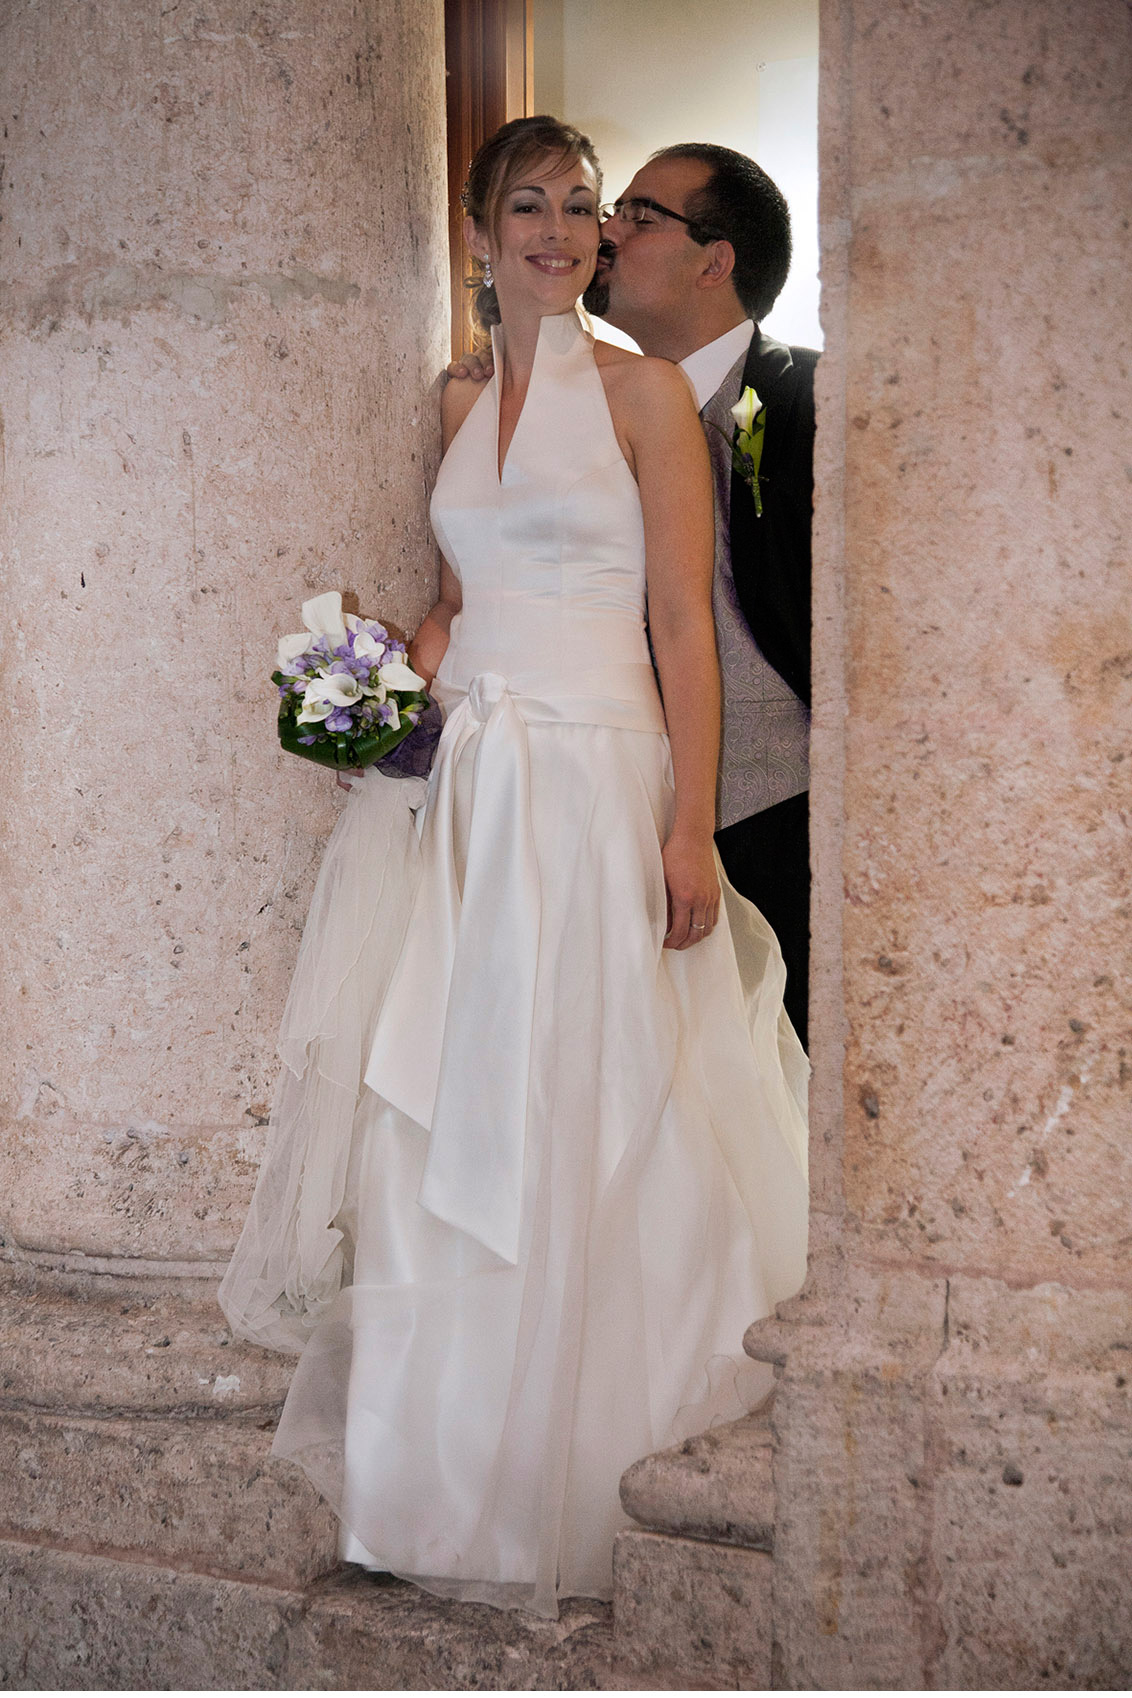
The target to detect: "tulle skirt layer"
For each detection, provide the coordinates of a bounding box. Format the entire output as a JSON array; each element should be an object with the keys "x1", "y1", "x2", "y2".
[{"x1": 221, "y1": 720, "x2": 808, "y2": 1618}]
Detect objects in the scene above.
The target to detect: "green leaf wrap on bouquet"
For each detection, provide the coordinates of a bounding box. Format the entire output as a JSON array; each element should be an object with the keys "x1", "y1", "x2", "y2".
[{"x1": 276, "y1": 690, "x2": 431, "y2": 771}]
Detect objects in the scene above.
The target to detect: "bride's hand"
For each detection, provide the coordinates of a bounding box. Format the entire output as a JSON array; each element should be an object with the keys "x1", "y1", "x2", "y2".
[{"x1": 662, "y1": 828, "x2": 721, "y2": 949}]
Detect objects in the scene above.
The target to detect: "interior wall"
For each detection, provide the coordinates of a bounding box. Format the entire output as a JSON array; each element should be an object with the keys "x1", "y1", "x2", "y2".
[{"x1": 533, "y1": 0, "x2": 820, "y2": 348}]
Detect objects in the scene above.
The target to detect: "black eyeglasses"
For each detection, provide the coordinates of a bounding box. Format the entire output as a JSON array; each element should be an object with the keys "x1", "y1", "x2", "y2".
[{"x1": 599, "y1": 197, "x2": 725, "y2": 245}]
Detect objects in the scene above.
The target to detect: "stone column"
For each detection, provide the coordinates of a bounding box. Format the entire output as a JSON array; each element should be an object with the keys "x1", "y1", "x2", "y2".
[
  {"x1": 0, "y1": 0, "x2": 447, "y2": 1611},
  {"x1": 1, "y1": 0, "x2": 446, "y2": 1264},
  {"x1": 750, "y1": 0, "x2": 1132, "y2": 1686}
]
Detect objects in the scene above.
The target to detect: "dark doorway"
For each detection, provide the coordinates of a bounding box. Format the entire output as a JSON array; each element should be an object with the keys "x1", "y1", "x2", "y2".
[{"x1": 444, "y1": 0, "x2": 534, "y2": 357}]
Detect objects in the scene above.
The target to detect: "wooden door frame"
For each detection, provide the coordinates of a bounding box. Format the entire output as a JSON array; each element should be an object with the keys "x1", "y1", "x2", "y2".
[{"x1": 445, "y1": 0, "x2": 534, "y2": 358}]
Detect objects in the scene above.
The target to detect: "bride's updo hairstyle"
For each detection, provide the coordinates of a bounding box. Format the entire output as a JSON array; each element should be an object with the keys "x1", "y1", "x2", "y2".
[{"x1": 461, "y1": 115, "x2": 601, "y2": 341}]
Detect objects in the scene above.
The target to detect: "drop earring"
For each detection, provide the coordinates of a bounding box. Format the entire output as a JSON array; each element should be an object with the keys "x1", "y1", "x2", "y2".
[{"x1": 483, "y1": 255, "x2": 494, "y2": 287}]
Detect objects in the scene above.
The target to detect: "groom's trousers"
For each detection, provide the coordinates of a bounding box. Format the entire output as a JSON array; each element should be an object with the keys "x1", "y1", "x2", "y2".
[{"x1": 715, "y1": 789, "x2": 810, "y2": 1052}]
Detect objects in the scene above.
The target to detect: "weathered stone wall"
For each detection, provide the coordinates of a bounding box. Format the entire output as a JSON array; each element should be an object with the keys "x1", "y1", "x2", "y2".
[
  {"x1": 0, "y1": 0, "x2": 448, "y2": 1268},
  {"x1": 0, "y1": 0, "x2": 453, "y2": 1670},
  {"x1": 751, "y1": 0, "x2": 1132, "y2": 1686}
]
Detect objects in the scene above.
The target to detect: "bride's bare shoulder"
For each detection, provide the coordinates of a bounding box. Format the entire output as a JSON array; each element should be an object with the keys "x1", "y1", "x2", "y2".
[
  {"x1": 440, "y1": 370, "x2": 485, "y2": 449},
  {"x1": 594, "y1": 342, "x2": 694, "y2": 420},
  {"x1": 591, "y1": 339, "x2": 640, "y2": 372}
]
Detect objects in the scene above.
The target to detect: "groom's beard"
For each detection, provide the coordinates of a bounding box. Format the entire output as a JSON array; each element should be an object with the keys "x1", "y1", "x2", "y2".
[
  {"x1": 583, "y1": 276, "x2": 610, "y2": 317},
  {"x1": 583, "y1": 240, "x2": 615, "y2": 318}
]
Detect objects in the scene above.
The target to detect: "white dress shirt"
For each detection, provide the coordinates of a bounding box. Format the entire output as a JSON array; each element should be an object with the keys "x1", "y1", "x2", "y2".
[{"x1": 678, "y1": 319, "x2": 755, "y2": 412}]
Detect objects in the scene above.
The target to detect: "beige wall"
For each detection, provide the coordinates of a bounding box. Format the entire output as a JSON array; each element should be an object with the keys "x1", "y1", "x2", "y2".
[{"x1": 534, "y1": 0, "x2": 821, "y2": 347}]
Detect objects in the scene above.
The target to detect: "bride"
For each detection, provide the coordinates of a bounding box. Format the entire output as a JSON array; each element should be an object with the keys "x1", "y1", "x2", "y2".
[{"x1": 220, "y1": 115, "x2": 808, "y2": 1618}]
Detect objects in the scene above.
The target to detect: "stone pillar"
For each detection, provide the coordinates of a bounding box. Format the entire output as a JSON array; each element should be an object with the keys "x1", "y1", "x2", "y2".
[
  {"x1": 1, "y1": 0, "x2": 446, "y2": 1263},
  {"x1": 0, "y1": 0, "x2": 447, "y2": 1626},
  {"x1": 750, "y1": 0, "x2": 1132, "y2": 1686}
]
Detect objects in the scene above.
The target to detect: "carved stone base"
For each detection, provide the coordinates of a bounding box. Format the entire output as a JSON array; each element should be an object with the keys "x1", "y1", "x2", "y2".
[{"x1": 613, "y1": 1529, "x2": 772, "y2": 1691}]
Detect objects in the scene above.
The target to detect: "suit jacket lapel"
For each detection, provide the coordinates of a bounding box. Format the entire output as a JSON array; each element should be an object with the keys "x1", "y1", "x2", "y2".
[
  {"x1": 725, "y1": 332, "x2": 813, "y2": 708},
  {"x1": 731, "y1": 331, "x2": 794, "y2": 528}
]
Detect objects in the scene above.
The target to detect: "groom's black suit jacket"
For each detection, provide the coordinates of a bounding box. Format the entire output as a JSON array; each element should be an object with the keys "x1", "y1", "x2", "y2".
[
  {"x1": 713, "y1": 329, "x2": 818, "y2": 1047},
  {"x1": 727, "y1": 330, "x2": 817, "y2": 709}
]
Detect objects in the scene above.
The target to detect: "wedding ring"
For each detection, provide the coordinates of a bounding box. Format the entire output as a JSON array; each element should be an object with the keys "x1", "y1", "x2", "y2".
[{"x1": 690, "y1": 922, "x2": 706, "y2": 931}]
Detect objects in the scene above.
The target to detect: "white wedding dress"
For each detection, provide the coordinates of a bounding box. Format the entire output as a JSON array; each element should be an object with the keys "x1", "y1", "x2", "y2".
[{"x1": 220, "y1": 307, "x2": 809, "y2": 1618}]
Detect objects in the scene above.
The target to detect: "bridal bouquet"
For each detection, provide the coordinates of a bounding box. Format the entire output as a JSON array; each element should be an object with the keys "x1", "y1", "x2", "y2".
[{"x1": 273, "y1": 591, "x2": 434, "y2": 773}]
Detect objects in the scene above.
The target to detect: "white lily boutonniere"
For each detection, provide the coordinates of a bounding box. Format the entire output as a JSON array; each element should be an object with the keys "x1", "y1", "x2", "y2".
[
  {"x1": 729, "y1": 385, "x2": 767, "y2": 517},
  {"x1": 706, "y1": 384, "x2": 767, "y2": 515}
]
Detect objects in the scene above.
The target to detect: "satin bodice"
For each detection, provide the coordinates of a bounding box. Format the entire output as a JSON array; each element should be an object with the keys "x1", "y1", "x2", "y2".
[{"x1": 430, "y1": 309, "x2": 665, "y2": 734}]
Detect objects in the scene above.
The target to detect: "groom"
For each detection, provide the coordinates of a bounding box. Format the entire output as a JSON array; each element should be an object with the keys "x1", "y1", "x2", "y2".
[{"x1": 451, "y1": 143, "x2": 816, "y2": 1046}]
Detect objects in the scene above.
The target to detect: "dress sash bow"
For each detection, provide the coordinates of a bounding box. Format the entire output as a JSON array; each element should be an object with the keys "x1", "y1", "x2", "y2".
[{"x1": 364, "y1": 672, "x2": 542, "y2": 1264}]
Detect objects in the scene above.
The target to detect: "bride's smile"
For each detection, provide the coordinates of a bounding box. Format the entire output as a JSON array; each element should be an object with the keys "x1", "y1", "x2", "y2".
[{"x1": 526, "y1": 253, "x2": 582, "y2": 271}]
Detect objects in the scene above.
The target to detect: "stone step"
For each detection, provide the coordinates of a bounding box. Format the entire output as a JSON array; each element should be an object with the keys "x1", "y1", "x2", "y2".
[
  {"x1": 618, "y1": 1398, "x2": 775, "y2": 1550},
  {"x1": 612, "y1": 1527, "x2": 773, "y2": 1690},
  {"x1": 300, "y1": 1567, "x2": 615, "y2": 1692},
  {"x1": 0, "y1": 1264, "x2": 338, "y2": 1590},
  {"x1": 0, "y1": 1407, "x2": 337, "y2": 1589},
  {"x1": 0, "y1": 1538, "x2": 615, "y2": 1690},
  {"x1": 0, "y1": 1264, "x2": 294, "y2": 1416}
]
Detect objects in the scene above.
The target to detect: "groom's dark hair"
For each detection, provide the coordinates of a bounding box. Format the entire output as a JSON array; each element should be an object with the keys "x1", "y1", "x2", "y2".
[{"x1": 651, "y1": 143, "x2": 791, "y2": 324}]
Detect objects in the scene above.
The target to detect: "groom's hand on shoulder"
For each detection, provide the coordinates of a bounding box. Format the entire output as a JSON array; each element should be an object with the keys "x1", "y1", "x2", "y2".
[{"x1": 446, "y1": 350, "x2": 494, "y2": 384}]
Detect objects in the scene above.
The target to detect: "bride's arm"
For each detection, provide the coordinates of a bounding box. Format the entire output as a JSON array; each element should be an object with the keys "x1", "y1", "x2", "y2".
[
  {"x1": 409, "y1": 555, "x2": 461, "y2": 689},
  {"x1": 407, "y1": 377, "x2": 477, "y2": 688},
  {"x1": 621, "y1": 359, "x2": 722, "y2": 950}
]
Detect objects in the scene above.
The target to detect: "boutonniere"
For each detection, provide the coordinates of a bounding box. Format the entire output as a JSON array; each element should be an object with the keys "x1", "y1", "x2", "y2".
[{"x1": 710, "y1": 385, "x2": 767, "y2": 517}]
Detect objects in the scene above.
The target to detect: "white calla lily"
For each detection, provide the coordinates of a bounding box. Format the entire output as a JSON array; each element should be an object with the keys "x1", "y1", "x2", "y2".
[
  {"x1": 314, "y1": 671, "x2": 364, "y2": 707},
  {"x1": 295, "y1": 671, "x2": 363, "y2": 724},
  {"x1": 377, "y1": 659, "x2": 427, "y2": 692},
  {"x1": 296, "y1": 688, "x2": 334, "y2": 725},
  {"x1": 730, "y1": 386, "x2": 762, "y2": 436},
  {"x1": 352, "y1": 629, "x2": 386, "y2": 662},
  {"x1": 301, "y1": 590, "x2": 348, "y2": 648},
  {"x1": 276, "y1": 631, "x2": 313, "y2": 668}
]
